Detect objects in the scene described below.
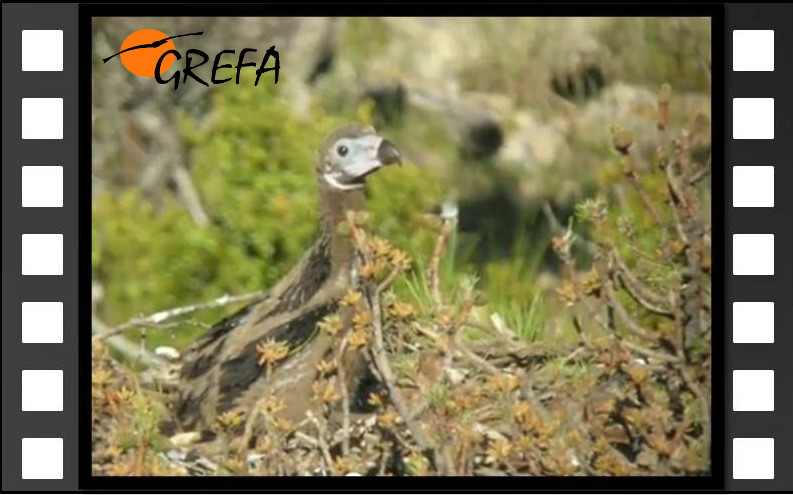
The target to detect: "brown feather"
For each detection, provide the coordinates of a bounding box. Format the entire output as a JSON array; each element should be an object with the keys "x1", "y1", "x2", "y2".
[{"x1": 176, "y1": 125, "x2": 387, "y2": 433}]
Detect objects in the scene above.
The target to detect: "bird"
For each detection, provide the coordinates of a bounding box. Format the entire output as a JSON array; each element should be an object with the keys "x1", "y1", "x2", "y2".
[{"x1": 175, "y1": 123, "x2": 402, "y2": 436}]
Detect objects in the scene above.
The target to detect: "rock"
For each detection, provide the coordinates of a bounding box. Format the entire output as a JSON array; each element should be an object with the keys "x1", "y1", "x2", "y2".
[
  {"x1": 158, "y1": 449, "x2": 218, "y2": 476},
  {"x1": 499, "y1": 111, "x2": 570, "y2": 169},
  {"x1": 246, "y1": 452, "x2": 267, "y2": 472},
  {"x1": 443, "y1": 367, "x2": 466, "y2": 385},
  {"x1": 154, "y1": 345, "x2": 181, "y2": 361},
  {"x1": 169, "y1": 431, "x2": 202, "y2": 447}
]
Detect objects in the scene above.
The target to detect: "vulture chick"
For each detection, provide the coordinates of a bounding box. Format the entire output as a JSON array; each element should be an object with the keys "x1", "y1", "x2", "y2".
[{"x1": 176, "y1": 124, "x2": 401, "y2": 436}]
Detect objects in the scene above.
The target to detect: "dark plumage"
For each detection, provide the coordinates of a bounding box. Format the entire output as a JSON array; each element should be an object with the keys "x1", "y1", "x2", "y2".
[{"x1": 176, "y1": 124, "x2": 401, "y2": 433}]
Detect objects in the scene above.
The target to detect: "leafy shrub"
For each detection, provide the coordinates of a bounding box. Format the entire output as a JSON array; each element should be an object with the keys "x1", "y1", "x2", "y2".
[{"x1": 550, "y1": 84, "x2": 711, "y2": 475}]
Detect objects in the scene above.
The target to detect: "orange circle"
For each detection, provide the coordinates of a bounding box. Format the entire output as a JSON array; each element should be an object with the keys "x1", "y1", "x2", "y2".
[{"x1": 119, "y1": 29, "x2": 176, "y2": 78}]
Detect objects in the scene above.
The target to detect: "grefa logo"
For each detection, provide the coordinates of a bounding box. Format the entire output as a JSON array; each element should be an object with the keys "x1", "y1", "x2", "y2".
[{"x1": 103, "y1": 29, "x2": 280, "y2": 90}]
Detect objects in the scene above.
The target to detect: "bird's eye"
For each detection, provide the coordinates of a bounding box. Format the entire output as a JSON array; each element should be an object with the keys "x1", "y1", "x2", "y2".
[{"x1": 336, "y1": 145, "x2": 349, "y2": 157}]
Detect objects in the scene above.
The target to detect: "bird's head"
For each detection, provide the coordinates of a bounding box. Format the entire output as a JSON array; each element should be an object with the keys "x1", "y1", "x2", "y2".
[{"x1": 317, "y1": 124, "x2": 401, "y2": 191}]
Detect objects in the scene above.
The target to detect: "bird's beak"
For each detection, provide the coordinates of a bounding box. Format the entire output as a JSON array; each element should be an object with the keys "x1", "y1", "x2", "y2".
[
  {"x1": 376, "y1": 139, "x2": 402, "y2": 166},
  {"x1": 330, "y1": 135, "x2": 402, "y2": 189}
]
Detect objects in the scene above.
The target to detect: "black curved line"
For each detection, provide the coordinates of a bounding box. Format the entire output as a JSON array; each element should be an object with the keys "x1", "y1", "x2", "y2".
[{"x1": 102, "y1": 31, "x2": 204, "y2": 63}]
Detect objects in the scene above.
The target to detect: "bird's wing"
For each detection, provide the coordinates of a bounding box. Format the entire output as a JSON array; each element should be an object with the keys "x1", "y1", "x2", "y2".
[
  {"x1": 183, "y1": 296, "x2": 265, "y2": 357},
  {"x1": 208, "y1": 295, "x2": 342, "y2": 423},
  {"x1": 176, "y1": 234, "x2": 345, "y2": 428}
]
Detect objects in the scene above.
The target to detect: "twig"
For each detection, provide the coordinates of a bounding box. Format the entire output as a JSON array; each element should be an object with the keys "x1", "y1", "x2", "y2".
[
  {"x1": 663, "y1": 162, "x2": 691, "y2": 246},
  {"x1": 601, "y1": 275, "x2": 660, "y2": 344},
  {"x1": 664, "y1": 138, "x2": 708, "y2": 360},
  {"x1": 91, "y1": 315, "x2": 166, "y2": 369},
  {"x1": 306, "y1": 412, "x2": 334, "y2": 474},
  {"x1": 541, "y1": 201, "x2": 566, "y2": 234},
  {"x1": 411, "y1": 322, "x2": 445, "y2": 346},
  {"x1": 542, "y1": 201, "x2": 598, "y2": 257},
  {"x1": 579, "y1": 296, "x2": 679, "y2": 365},
  {"x1": 618, "y1": 339, "x2": 681, "y2": 364},
  {"x1": 345, "y1": 211, "x2": 370, "y2": 263},
  {"x1": 238, "y1": 405, "x2": 263, "y2": 455},
  {"x1": 542, "y1": 202, "x2": 574, "y2": 251},
  {"x1": 611, "y1": 250, "x2": 673, "y2": 317},
  {"x1": 171, "y1": 164, "x2": 211, "y2": 227},
  {"x1": 367, "y1": 288, "x2": 440, "y2": 470},
  {"x1": 377, "y1": 265, "x2": 404, "y2": 294},
  {"x1": 426, "y1": 218, "x2": 455, "y2": 307},
  {"x1": 456, "y1": 341, "x2": 502, "y2": 375},
  {"x1": 294, "y1": 430, "x2": 320, "y2": 448},
  {"x1": 680, "y1": 366, "x2": 711, "y2": 460},
  {"x1": 688, "y1": 164, "x2": 710, "y2": 185},
  {"x1": 346, "y1": 214, "x2": 443, "y2": 472},
  {"x1": 92, "y1": 291, "x2": 263, "y2": 341},
  {"x1": 572, "y1": 316, "x2": 594, "y2": 349},
  {"x1": 334, "y1": 330, "x2": 353, "y2": 457},
  {"x1": 623, "y1": 151, "x2": 667, "y2": 243},
  {"x1": 407, "y1": 298, "x2": 479, "y2": 422},
  {"x1": 446, "y1": 299, "x2": 500, "y2": 375}
]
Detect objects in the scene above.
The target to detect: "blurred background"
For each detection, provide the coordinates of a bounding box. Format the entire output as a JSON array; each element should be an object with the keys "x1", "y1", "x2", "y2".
[{"x1": 91, "y1": 17, "x2": 711, "y2": 354}]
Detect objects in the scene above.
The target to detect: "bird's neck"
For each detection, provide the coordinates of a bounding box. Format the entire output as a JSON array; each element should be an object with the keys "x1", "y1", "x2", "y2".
[{"x1": 319, "y1": 184, "x2": 367, "y2": 276}]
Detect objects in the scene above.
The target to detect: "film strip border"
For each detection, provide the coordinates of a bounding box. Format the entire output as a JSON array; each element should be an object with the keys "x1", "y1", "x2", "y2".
[
  {"x1": 2, "y1": 3, "x2": 79, "y2": 492},
  {"x1": 1, "y1": 3, "x2": 791, "y2": 492},
  {"x1": 726, "y1": 3, "x2": 792, "y2": 492}
]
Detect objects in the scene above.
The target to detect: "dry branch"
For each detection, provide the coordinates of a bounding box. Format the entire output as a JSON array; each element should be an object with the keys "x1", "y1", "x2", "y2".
[
  {"x1": 93, "y1": 291, "x2": 263, "y2": 341},
  {"x1": 91, "y1": 315, "x2": 166, "y2": 369},
  {"x1": 611, "y1": 249, "x2": 672, "y2": 316},
  {"x1": 426, "y1": 217, "x2": 456, "y2": 307}
]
